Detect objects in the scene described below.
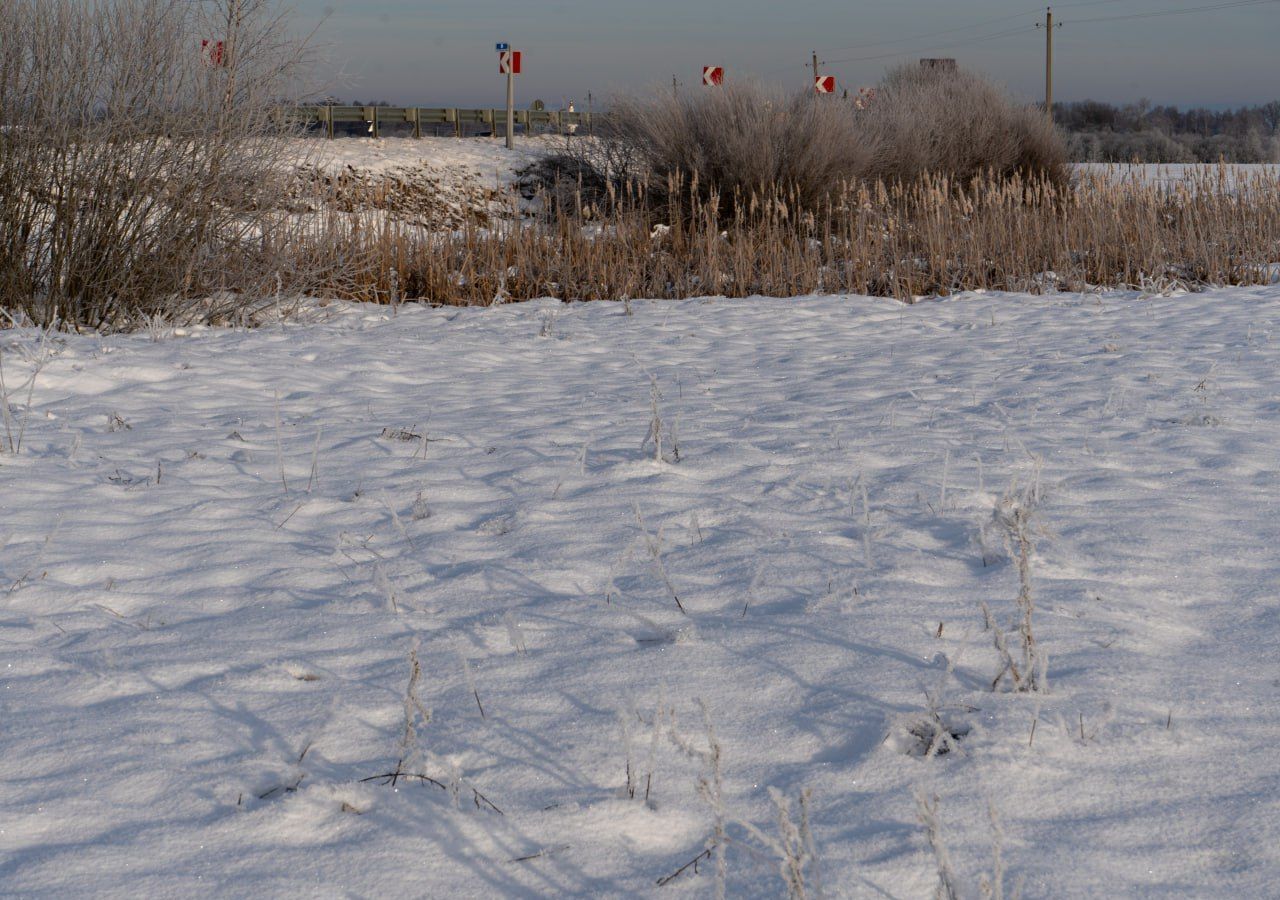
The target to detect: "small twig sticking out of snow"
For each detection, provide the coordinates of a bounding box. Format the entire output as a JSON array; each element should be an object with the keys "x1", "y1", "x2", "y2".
[
  {"x1": 979, "y1": 799, "x2": 1011, "y2": 900},
  {"x1": 273, "y1": 390, "x2": 288, "y2": 493},
  {"x1": 640, "y1": 372, "x2": 680, "y2": 464},
  {"x1": 619, "y1": 705, "x2": 638, "y2": 799},
  {"x1": 411, "y1": 489, "x2": 431, "y2": 521},
  {"x1": 306, "y1": 426, "x2": 323, "y2": 493},
  {"x1": 741, "y1": 560, "x2": 765, "y2": 618},
  {"x1": 633, "y1": 503, "x2": 686, "y2": 614},
  {"x1": 984, "y1": 479, "x2": 1049, "y2": 692},
  {"x1": 395, "y1": 646, "x2": 430, "y2": 784},
  {"x1": 509, "y1": 845, "x2": 571, "y2": 864},
  {"x1": 0, "y1": 348, "x2": 17, "y2": 454},
  {"x1": 915, "y1": 790, "x2": 960, "y2": 900},
  {"x1": 689, "y1": 512, "x2": 704, "y2": 545},
  {"x1": 735, "y1": 787, "x2": 821, "y2": 899},
  {"x1": 7, "y1": 525, "x2": 58, "y2": 595},
  {"x1": 644, "y1": 374, "x2": 664, "y2": 463},
  {"x1": 0, "y1": 336, "x2": 49, "y2": 455},
  {"x1": 538, "y1": 308, "x2": 556, "y2": 338},
  {"x1": 621, "y1": 695, "x2": 668, "y2": 804},
  {"x1": 460, "y1": 653, "x2": 486, "y2": 720},
  {"x1": 657, "y1": 849, "x2": 712, "y2": 886},
  {"x1": 503, "y1": 612, "x2": 527, "y2": 655},
  {"x1": 856, "y1": 478, "x2": 874, "y2": 569},
  {"x1": 940, "y1": 449, "x2": 950, "y2": 511},
  {"x1": 372, "y1": 563, "x2": 400, "y2": 614},
  {"x1": 381, "y1": 494, "x2": 416, "y2": 551},
  {"x1": 668, "y1": 699, "x2": 728, "y2": 899}
]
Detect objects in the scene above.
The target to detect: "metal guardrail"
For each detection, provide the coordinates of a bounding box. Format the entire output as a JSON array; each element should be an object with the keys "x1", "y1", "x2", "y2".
[{"x1": 285, "y1": 106, "x2": 597, "y2": 139}]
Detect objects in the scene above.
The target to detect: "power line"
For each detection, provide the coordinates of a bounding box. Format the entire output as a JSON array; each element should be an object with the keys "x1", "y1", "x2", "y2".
[
  {"x1": 1048, "y1": 0, "x2": 1140, "y2": 9},
  {"x1": 815, "y1": 0, "x2": 1138, "y2": 57},
  {"x1": 764, "y1": 0, "x2": 1278, "y2": 81},
  {"x1": 822, "y1": 26, "x2": 1036, "y2": 66},
  {"x1": 818, "y1": 9, "x2": 1041, "y2": 56},
  {"x1": 1068, "y1": 0, "x2": 1280, "y2": 23}
]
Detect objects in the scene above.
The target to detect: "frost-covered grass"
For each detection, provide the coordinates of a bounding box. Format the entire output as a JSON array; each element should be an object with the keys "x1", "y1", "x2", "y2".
[{"x1": 1, "y1": 289, "x2": 1279, "y2": 896}]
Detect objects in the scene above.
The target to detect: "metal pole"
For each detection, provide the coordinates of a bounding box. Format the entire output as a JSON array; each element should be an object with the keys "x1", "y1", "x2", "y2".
[
  {"x1": 812, "y1": 50, "x2": 819, "y2": 87},
  {"x1": 1045, "y1": 7, "x2": 1054, "y2": 119},
  {"x1": 506, "y1": 65, "x2": 514, "y2": 150}
]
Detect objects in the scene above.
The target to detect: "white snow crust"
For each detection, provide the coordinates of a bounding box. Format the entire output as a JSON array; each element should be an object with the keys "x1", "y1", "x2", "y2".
[{"x1": 1, "y1": 289, "x2": 1279, "y2": 896}]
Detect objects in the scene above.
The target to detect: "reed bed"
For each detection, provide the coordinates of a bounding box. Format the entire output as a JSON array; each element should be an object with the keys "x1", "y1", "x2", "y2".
[{"x1": 283, "y1": 165, "x2": 1280, "y2": 306}]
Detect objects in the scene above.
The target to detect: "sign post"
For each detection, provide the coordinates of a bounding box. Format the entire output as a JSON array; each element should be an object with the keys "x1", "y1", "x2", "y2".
[{"x1": 497, "y1": 44, "x2": 522, "y2": 149}]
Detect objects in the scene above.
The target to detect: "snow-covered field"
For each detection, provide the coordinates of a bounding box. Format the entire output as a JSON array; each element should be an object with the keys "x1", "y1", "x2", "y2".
[
  {"x1": 1076, "y1": 161, "x2": 1280, "y2": 188},
  {"x1": 295, "y1": 135, "x2": 555, "y2": 179},
  {"x1": 2, "y1": 287, "x2": 1279, "y2": 896},
  {"x1": 294, "y1": 135, "x2": 1280, "y2": 186}
]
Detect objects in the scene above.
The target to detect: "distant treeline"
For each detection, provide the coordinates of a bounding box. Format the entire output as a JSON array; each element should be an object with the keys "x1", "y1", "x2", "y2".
[{"x1": 1056, "y1": 99, "x2": 1280, "y2": 163}]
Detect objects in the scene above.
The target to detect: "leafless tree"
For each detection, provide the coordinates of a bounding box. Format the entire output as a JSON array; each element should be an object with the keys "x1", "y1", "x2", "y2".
[{"x1": 0, "y1": 0, "x2": 315, "y2": 329}]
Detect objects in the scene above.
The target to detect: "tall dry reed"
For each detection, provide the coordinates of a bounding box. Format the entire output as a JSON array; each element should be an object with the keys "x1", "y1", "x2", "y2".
[{"x1": 282, "y1": 165, "x2": 1280, "y2": 306}]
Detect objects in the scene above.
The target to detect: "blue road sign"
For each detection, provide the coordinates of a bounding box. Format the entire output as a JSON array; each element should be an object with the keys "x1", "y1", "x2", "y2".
[{"x1": 495, "y1": 42, "x2": 509, "y2": 51}]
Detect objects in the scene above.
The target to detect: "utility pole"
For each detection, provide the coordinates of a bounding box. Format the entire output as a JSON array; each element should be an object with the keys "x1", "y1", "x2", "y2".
[
  {"x1": 506, "y1": 61, "x2": 515, "y2": 150},
  {"x1": 812, "y1": 50, "x2": 819, "y2": 85},
  {"x1": 673, "y1": 74, "x2": 679, "y2": 97},
  {"x1": 1037, "y1": 7, "x2": 1062, "y2": 119}
]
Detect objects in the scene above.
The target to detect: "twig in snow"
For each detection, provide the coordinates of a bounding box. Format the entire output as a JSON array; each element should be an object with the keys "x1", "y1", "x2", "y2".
[
  {"x1": 633, "y1": 503, "x2": 686, "y2": 614},
  {"x1": 509, "y1": 845, "x2": 571, "y2": 864},
  {"x1": 460, "y1": 653, "x2": 486, "y2": 719},
  {"x1": 915, "y1": 790, "x2": 960, "y2": 900},
  {"x1": 307, "y1": 426, "x2": 322, "y2": 492},
  {"x1": 656, "y1": 848, "x2": 713, "y2": 886},
  {"x1": 273, "y1": 389, "x2": 288, "y2": 493}
]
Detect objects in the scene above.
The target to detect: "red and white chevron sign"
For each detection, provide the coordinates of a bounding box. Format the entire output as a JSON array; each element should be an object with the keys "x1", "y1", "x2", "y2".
[
  {"x1": 702, "y1": 66, "x2": 724, "y2": 86},
  {"x1": 499, "y1": 50, "x2": 522, "y2": 75},
  {"x1": 200, "y1": 39, "x2": 225, "y2": 68},
  {"x1": 814, "y1": 75, "x2": 835, "y2": 94}
]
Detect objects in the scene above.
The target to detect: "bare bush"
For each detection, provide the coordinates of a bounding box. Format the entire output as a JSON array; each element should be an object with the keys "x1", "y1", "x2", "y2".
[
  {"x1": 542, "y1": 81, "x2": 875, "y2": 214},
  {"x1": 0, "y1": 0, "x2": 312, "y2": 329},
  {"x1": 523, "y1": 66, "x2": 1065, "y2": 216},
  {"x1": 858, "y1": 64, "x2": 1067, "y2": 184}
]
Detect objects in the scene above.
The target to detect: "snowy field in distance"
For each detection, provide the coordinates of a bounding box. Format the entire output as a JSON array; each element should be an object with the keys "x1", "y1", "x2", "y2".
[
  {"x1": 1, "y1": 288, "x2": 1279, "y2": 896},
  {"x1": 287, "y1": 134, "x2": 1280, "y2": 189},
  {"x1": 288, "y1": 135, "x2": 558, "y2": 196},
  {"x1": 1076, "y1": 161, "x2": 1280, "y2": 187}
]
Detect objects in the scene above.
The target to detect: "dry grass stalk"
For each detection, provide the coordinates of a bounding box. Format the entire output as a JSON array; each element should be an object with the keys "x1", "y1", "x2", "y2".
[{"x1": 280, "y1": 164, "x2": 1280, "y2": 308}]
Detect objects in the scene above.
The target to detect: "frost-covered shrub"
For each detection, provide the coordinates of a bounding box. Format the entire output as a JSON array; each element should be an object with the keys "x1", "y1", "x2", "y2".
[
  {"x1": 522, "y1": 64, "x2": 1066, "y2": 216},
  {"x1": 604, "y1": 81, "x2": 873, "y2": 213},
  {"x1": 0, "y1": 0, "x2": 313, "y2": 330},
  {"x1": 857, "y1": 63, "x2": 1067, "y2": 184}
]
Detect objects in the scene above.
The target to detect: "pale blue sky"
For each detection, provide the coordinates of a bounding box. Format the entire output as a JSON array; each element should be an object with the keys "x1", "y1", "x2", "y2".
[{"x1": 291, "y1": 0, "x2": 1280, "y2": 107}]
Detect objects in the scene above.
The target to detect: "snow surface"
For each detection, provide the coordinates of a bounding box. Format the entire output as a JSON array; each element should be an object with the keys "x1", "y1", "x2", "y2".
[
  {"x1": 1076, "y1": 162, "x2": 1280, "y2": 188},
  {"x1": 291, "y1": 137, "x2": 1280, "y2": 190},
  {"x1": 2, "y1": 289, "x2": 1279, "y2": 896},
  {"x1": 290, "y1": 135, "x2": 558, "y2": 187}
]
